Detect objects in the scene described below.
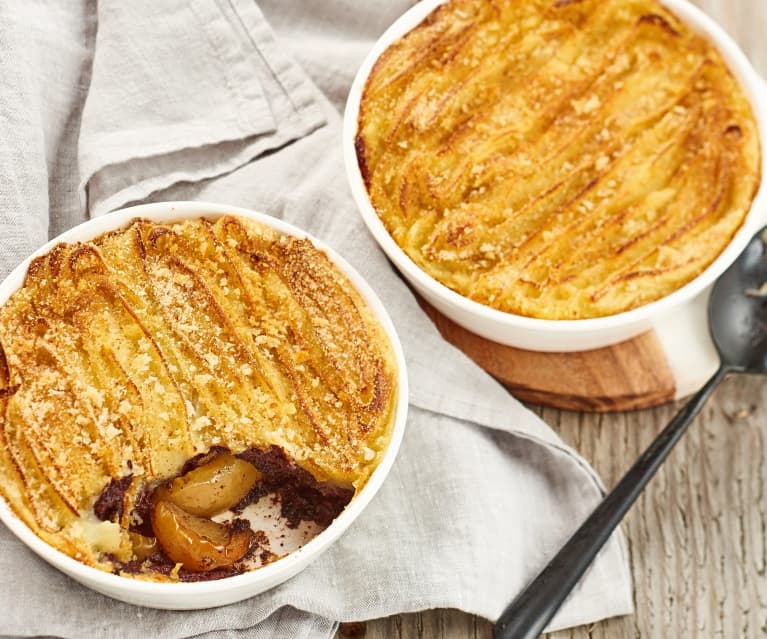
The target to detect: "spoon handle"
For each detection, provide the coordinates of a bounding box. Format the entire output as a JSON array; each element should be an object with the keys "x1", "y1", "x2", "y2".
[{"x1": 494, "y1": 365, "x2": 728, "y2": 639}]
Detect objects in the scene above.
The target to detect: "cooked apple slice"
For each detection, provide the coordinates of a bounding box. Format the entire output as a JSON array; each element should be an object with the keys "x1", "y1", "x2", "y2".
[
  {"x1": 128, "y1": 532, "x2": 159, "y2": 562},
  {"x1": 152, "y1": 453, "x2": 262, "y2": 517},
  {"x1": 151, "y1": 501, "x2": 252, "y2": 572}
]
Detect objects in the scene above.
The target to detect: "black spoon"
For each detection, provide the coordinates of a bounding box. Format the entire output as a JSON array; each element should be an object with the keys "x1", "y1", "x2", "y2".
[{"x1": 494, "y1": 226, "x2": 767, "y2": 639}]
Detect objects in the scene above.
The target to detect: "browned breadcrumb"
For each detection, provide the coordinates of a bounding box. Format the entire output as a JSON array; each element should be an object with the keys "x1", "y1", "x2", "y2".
[
  {"x1": 0, "y1": 215, "x2": 397, "y2": 574},
  {"x1": 357, "y1": 0, "x2": 761, "y2": 319}
]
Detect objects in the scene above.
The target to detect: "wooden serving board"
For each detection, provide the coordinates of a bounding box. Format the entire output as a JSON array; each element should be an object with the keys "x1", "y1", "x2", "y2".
[{"x1": 420, "y1": 290, "x2": 719, "y2": 413}]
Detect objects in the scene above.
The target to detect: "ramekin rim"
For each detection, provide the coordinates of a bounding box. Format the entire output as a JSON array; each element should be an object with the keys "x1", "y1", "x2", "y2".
[
  {"x1": 0, "y1": 200, "x2": 409, "y2": 598},
  {"x1": 342, "y1": 0, "x2": 767, "y2": 335}
]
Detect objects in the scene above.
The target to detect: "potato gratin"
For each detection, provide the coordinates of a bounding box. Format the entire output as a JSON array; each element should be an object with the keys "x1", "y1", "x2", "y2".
[
  {"x1": 0, "y1": 216, "x2": 397, "y2": 580},
  {"x1": 356, "y1": 0, "x2": 761, "y2": 319}
]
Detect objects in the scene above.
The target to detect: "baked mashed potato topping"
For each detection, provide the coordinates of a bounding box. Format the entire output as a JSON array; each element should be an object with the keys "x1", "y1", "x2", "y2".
[
  {"x1": 0, "y1": 216, "x2": 397, "y2": 576},
  {"x1": 356, "y1": 0, "x2": 761, "y2": 319}
]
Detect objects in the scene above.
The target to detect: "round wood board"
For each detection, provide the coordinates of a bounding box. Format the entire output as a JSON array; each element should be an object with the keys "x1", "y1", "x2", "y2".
[{"x1": 420, "y1": 287, "x2": 720, "y2": 413}]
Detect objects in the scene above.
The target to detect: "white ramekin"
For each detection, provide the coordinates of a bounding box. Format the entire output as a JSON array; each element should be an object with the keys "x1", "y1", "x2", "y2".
[
  {"x1": 343, "y1": 0, "x2": 767, "y2": 352},
  {"x1": 0, "y1": 201, "x2": 409, "y2": 609}
]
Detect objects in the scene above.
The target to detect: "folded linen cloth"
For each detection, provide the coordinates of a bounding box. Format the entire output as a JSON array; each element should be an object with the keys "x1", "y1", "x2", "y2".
[{"x1": 0, "y1": 0, "x2": 634, "y2": 637}]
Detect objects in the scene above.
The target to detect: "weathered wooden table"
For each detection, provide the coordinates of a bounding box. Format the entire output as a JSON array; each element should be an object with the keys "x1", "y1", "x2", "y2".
[{"x1": 347, "y1": 2, "x2": 767, "y2": 637}]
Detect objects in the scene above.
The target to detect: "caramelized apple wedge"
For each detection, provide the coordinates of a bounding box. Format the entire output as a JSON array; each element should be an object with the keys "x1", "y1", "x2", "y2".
[
  {"x1": 128, "y1": 532, "x2": 159, "y2": 562},
  {"x1": 151, "y1": 501, "x2": 253, "y2": 572},
  {"x1": 152, "y1": 453, "x2": 262, "y2": 517}
]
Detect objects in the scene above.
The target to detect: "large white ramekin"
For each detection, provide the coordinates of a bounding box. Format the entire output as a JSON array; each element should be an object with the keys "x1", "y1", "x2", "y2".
[
  {"x1": 344, "y1": 0, "x2": 767, "y2": 352},
  {"x1": 0, "y1": 201, "x2": 409, "y2": 609}
]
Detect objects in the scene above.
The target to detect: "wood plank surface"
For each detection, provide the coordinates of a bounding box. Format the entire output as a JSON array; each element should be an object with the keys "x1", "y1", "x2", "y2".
[{"x1": 349, "y1": 1, "x2": 767, "y2": 637}]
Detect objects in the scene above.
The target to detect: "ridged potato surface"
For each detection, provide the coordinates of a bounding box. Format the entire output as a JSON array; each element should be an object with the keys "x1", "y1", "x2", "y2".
[
  {"x1": 0, "y1": 216, "x2": 397, "y2": 570},
  {"x1": 356, "y1": 0, "x2": 761, "y2": 319}
]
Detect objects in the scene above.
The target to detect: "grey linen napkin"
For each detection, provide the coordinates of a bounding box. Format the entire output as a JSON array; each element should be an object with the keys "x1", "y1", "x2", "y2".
[{"x1": 0, "y1": 0, "x2": 634, "y2": 637}]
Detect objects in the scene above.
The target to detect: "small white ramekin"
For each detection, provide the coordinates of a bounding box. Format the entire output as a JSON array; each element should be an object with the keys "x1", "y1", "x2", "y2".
[
  {"x1": 343, "y1": 0, "x2": 767, "y2": 352},
  {"x1": 0, "y1": 201, "x2": 409, "y2": 609}
]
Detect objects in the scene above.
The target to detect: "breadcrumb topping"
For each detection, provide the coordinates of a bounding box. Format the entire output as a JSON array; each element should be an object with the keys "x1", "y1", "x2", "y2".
[
  {"x1": 357, "y1": 0, "x2": 761, "y2": 319},
  {"x1": 0, "y1": 216, "x2": 397, "y2": 571}
]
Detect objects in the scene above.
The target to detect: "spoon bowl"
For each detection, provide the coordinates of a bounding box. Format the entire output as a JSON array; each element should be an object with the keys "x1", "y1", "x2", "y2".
[
  {"x1": 495, "y1": 226, "x2": 767, "y2": 639},
  {"x1": 709, "y1": 227, "x2": 767, "y2": 372}
]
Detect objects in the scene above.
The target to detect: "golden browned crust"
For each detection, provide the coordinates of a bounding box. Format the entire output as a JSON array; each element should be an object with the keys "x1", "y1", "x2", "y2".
[
  {"x1": 357, "y1": 0, "x2": 762, "y2": 319},
  {"x1": 0, "y1": 216, "x2": 397, "y2": 570}
]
